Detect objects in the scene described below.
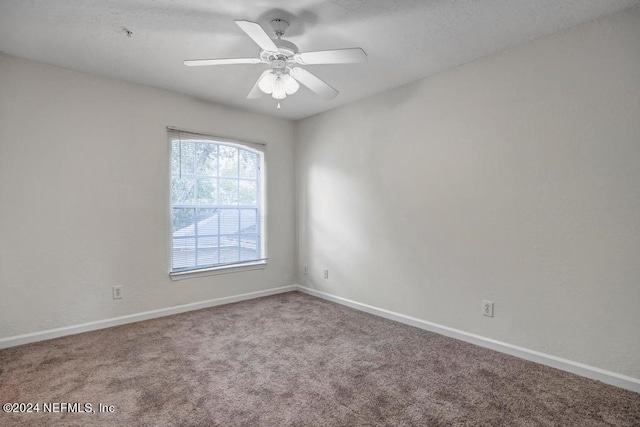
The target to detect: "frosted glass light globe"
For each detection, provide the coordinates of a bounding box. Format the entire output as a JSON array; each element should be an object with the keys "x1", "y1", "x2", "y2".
[
  {"x1": 283, "y1": 74, "x2": 299, "y2": 95},
  {"x1": 258, "y1": 72, "x2": 277, "y2": 94}
]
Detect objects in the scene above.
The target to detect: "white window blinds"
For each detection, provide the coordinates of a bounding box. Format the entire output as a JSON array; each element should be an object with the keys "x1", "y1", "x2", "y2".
[{"x1": 168, "y1": 129, "x2": 266, "y2": 275}]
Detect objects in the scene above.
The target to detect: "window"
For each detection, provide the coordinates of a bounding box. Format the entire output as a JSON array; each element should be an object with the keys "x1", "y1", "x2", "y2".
[{"x1": 168, "y1": 129, "x2": 266, "y2": 277}]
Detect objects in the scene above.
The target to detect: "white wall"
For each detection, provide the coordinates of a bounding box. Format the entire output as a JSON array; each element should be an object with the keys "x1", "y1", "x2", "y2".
[
  {"x1": 296, "y1": 8, "x2": 640, "y2": 378},
  {"x1": 0, "y1": 54, "x2": 296, "y2": 337}
]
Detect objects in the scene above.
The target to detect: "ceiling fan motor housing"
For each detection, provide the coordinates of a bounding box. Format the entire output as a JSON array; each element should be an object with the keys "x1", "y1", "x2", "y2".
[{"x1": 260, "y1": 38, "x2": 298, "y2": 62}]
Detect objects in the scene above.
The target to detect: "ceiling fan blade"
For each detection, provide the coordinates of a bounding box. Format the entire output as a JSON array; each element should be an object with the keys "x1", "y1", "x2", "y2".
[
  {"x1": 184, "y1": 58, "x2": 262, "y2": 66},
  {"x1": 290, "y1": 67, "x2": 339, "y2": 99},
  {"x1": 235, "y1": 20, "x2": 279, "y2": 53},
  {"x1": 247, "y1": 70, "x2": 271, "y2": 99},
  {"x1": 295, "y1": 48, "x2": 367, "y2": 65}
]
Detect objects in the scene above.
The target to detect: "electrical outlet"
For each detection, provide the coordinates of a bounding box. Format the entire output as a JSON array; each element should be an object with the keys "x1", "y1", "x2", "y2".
[
  {"x1": 323, "y1": 270, "x2": 329, "y2": 279},
  {"x1": 482, "y1": 300, "x2": 493, "y2": 317},
  {"x1": 113, "y1": 286, "x2": 123, "y2": 300}
]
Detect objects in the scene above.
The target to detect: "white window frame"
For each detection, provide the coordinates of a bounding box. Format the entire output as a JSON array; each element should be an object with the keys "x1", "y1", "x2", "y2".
[{"x1": 167, "y1": 128, "x2": 267, "y2": 280}]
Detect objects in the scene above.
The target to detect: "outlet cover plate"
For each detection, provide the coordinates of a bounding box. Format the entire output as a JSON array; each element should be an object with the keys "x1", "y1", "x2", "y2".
[{"x1": 482, "y1": 300, "x2": 494, "y2": 317}]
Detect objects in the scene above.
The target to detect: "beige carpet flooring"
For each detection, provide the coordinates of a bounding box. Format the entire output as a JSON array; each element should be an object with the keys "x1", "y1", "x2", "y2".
[{"x1": 0, "y1": 291, "x2": 639, "y2": 426}]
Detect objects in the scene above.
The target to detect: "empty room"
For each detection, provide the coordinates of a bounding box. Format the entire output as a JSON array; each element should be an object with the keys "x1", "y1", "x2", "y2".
[{"x1": 1, "y1": 0, "x2": 639, "y2": 425}]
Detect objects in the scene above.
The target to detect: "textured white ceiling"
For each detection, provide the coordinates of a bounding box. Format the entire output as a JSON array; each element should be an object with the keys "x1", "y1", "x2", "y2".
[{"x1": 0, "y1": 0, "x2": 638, "y2": 120}]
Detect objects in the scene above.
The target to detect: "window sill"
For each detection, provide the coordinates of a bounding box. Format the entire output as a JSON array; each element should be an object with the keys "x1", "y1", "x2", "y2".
[{"x1": 169, "y1": 260, "x2": 267, "y2": 281}]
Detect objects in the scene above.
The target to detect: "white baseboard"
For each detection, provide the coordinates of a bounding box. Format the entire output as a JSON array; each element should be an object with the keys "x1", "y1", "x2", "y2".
[
  {"x1": 295, "y1": 285, "x2": 640, "y2": 394},
  {"x1": 2, "y1": 284, "x2": 638, "y2": 394},
  {"x1": 0, "y1": 285, "x2": 297, "y2": 350}
]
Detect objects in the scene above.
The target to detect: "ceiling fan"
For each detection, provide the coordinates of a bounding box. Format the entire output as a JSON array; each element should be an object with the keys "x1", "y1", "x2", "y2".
[{"x1": 184, "y1": 19, "x2": 367, "y2": 107}]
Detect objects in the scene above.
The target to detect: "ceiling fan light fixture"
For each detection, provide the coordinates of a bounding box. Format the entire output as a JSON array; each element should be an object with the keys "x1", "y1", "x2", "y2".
[{"x1": 259, "y1": 72, "x2": 298, "y2": 100}]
